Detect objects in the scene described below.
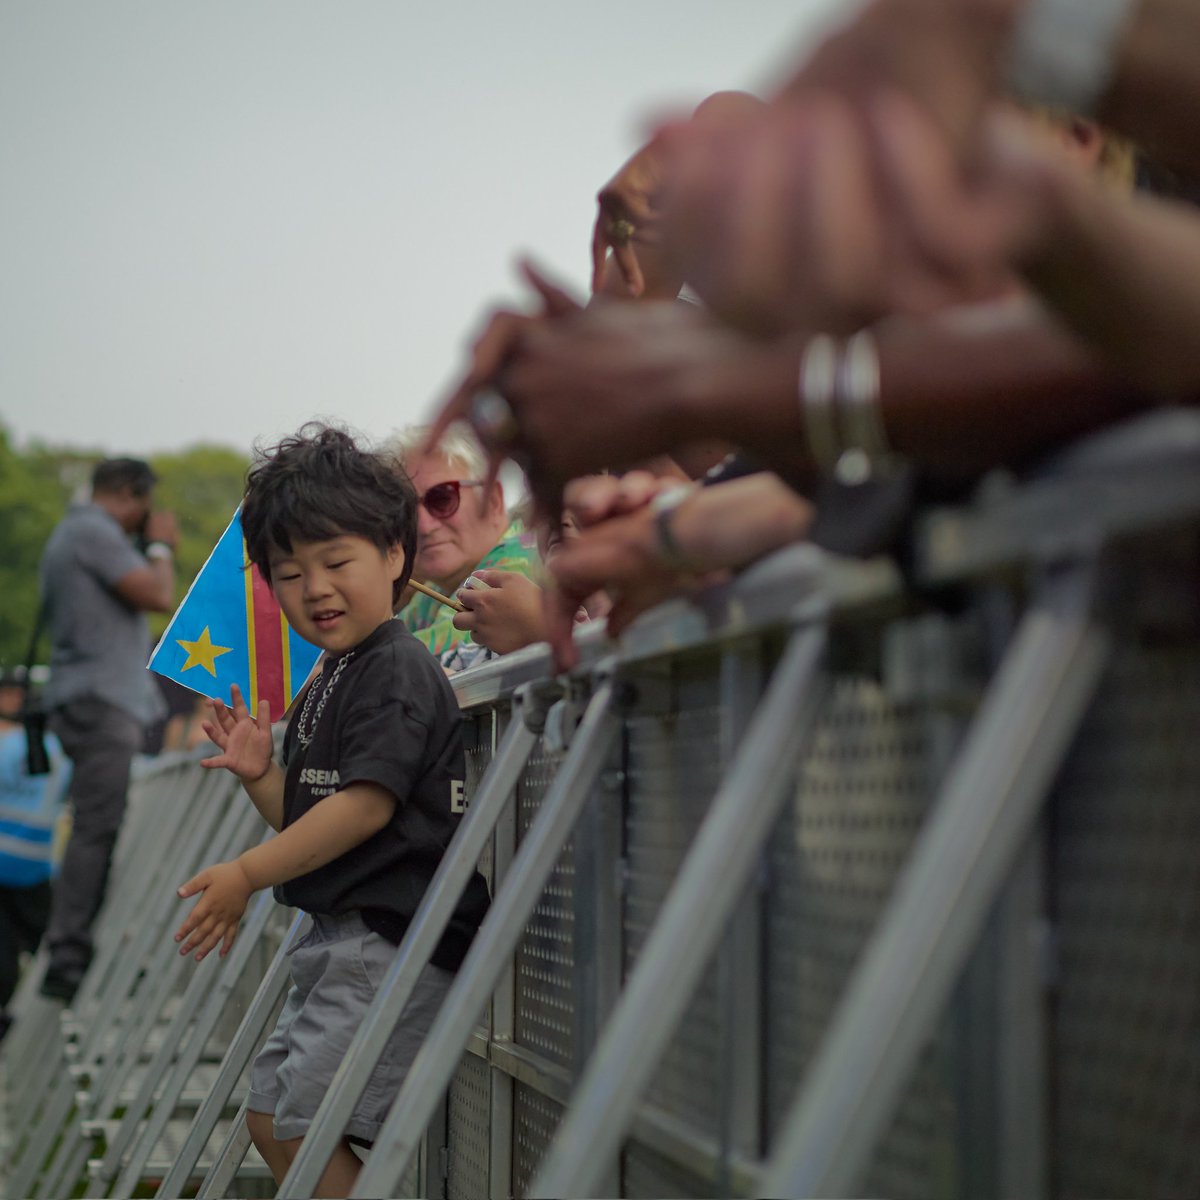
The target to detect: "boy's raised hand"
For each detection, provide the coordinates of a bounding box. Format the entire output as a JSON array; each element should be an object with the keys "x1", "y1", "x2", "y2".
[
  {"x1": 200, "y1": 684, "x2": 273, "y2": 782},
  {"x1": 175, "y1": 860, "x2": 254, "y2": 960}
]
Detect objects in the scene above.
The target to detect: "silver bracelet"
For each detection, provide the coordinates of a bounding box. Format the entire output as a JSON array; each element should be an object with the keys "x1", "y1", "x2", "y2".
[
  {"x1": 1006, "y1": 0, "x2": 1137, "y2": 114},
  {"x1": 145, "y1": 541, "x2": 174, "y2": 562},
  {"x1": 835, "y1": 330, "x2": 889, "y2": 460},
  {"x1": 799, "y1": 334, "x2": 841, "y2": 473}
]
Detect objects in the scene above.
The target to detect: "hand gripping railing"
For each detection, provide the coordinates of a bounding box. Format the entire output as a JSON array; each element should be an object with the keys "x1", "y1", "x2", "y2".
[
  {"x1": 528, "y1": 619, "x2": 829, "y2": 1198},
  {"x1": 275, "y1": 683, "x2": 551, "y2": 1196},
  {"x1": 157, "y1": 910, "x2": 305, "y2": 1199},
  {"x1": 350, "y1": 669, "x2": 623, "y2": 1198},
  {"x1": 758, "y1": 561, "x2": 1111, "y2": 1197}
]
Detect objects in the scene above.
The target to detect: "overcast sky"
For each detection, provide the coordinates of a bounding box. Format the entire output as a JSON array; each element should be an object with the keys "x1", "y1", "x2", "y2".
[{"x1": 0, "y1": 1, "x2": 841, "y2": 458}]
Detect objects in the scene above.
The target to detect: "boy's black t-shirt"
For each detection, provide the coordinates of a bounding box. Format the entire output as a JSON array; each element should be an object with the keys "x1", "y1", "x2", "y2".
[{"x1": 276, "y1": 619, "x2": 489, "y2": 971}]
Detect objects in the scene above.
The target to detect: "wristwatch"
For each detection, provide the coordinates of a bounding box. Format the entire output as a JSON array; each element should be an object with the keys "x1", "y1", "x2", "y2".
[{"x1": 648, "y1": 484, "x2": 698, "y2": 572}]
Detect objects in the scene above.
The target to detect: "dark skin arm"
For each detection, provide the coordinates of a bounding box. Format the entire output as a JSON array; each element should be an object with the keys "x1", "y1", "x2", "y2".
[{"x1": 438, "y1": 290, "x2": 1154, "y2": 516}]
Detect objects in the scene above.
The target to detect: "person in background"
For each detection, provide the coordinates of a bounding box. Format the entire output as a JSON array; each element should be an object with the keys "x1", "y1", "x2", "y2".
[
  {"x1": 0, "y1": 672, "x2": 72, "y2": 1039},
  {"x1": 38, "y1": 457, "x2": 177, "y2": 1002},
  {"x1": 386, "y1": 425, "x2": 538, "y2": 670}
]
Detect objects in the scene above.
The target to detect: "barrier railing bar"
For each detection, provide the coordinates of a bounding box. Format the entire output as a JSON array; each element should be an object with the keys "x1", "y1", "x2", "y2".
[
  {"x1": 351, "y1": 672, "x2": 622, "y2": 1198},
  {"x1": 70, "y1": 766, "x2": 229, "y2": 1043},
  {"x1": 35, "y1": 794, "x2": 260, "y2": 1200},
  {"x1": 529, "y1": 621, "x2": 829, "y2": 1199},
  {"x1": 486, "y1": 704, "x2": 519, "y2": 1200},
  {"x1": 715, "y1": 640, "x2": 769, "y2": 1185},
  {"x1": 6, "y1": 760, "x2": 194, "y2": 1095},
  {"x1": 7, "y1": 774, "x2": 244, "y2": 1200},
  {"x1": 82, "y1": 796, "x2": 259, "y2": 1135},
  {"x1": 758, "y1": 561, "x2": 1110, "y2": 1197},
  {"x1": 155, "y1": 910, "x2": 304, "y2": 1199},
  {"x1": 107, "y1": 874, "x2": 278, "y2": 1197},
  {"x1": 277, "y1": 687, "x2": 548, "y2": 1197},
  {"x1": 7, "y1": 764, "x2": 217, "y2": 1147},
  {"x1": 69, "y1": 771, "x2": 238, "y2": 1070},
  {"x1": 194, "y1": 1095, "x2": 254, "y2": 1200},
  {"x1": 5, "y1": 1058, "x2": 77, "y2": 1200}
]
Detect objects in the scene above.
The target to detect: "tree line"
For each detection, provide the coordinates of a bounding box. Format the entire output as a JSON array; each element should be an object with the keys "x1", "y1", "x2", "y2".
[{"x1": 0, "y1": 424, "x2": 249, "y2": 670}]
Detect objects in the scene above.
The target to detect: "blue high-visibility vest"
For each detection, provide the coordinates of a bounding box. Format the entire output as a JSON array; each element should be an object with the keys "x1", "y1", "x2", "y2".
[{"x1": 0, "y1": 727, "x2": 71, "y2": 888}]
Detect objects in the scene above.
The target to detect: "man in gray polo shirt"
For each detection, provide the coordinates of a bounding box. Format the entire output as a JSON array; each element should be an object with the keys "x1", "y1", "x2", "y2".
[{"x1": 38, "y1": 458, "x2": 178, "y2": 1001}]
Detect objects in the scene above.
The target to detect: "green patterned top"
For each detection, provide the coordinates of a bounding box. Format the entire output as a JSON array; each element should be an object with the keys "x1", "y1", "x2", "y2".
[{"x1": 398, "y1": 524, "x2": 540, "y2": 664}]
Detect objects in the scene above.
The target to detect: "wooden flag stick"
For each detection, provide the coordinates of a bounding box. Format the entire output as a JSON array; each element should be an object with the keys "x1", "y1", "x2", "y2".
[{"x1": 410, "y1": 578, "x2": 465, "y2": 613}]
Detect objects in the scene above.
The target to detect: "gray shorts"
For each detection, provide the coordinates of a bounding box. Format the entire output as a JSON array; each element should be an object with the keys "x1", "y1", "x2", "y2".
[{"x1": 247, "y1": 911, "x2": 453, "y2": 1144}]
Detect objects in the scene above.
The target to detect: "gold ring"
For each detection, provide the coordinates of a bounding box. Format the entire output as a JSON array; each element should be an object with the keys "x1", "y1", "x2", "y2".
[{"x1": 607, "y1": 217, "x2": 636, "y2": 247}]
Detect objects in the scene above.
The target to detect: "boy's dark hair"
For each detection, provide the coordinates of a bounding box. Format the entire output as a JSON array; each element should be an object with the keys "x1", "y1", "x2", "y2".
[
  {"x1": 92, "y1": 457, "x2": 157, "y2": 497},
  {"x1": 241, "y1": 424, "x2": 418, "y2": 604}
]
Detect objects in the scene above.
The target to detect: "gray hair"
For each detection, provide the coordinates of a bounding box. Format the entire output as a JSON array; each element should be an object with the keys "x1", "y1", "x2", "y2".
[{"x1": 385, "y1": 423, "x2": 488, "y2": 481}]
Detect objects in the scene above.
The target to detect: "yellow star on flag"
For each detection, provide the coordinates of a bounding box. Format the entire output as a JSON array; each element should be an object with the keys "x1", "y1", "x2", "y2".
[{"x1": 177, "y1": 626, "x2": 233, "y2": 677}]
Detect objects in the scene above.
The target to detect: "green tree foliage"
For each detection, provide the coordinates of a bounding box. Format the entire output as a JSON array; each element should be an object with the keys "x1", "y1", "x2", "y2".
[
  {"x1": 148, "y1": 445, "x2": 250, "y2": 641},
  {"x1": 0, "y1": 428, "x2": 72, "y2": 670},
  {"x1": 0, "y1": 426, "x2": 249, "y2": 669}
]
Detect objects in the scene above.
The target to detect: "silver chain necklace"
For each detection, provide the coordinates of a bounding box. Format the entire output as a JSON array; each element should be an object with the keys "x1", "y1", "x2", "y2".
[{"x1": 295, "y1": 650, "x2": 355, "y2": 747}]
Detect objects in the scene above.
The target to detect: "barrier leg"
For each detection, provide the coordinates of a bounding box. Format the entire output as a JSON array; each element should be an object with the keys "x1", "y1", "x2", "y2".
[
  {"x1": 529, "y1": 622, "x2": 828, "y2": 1198},
  {"x1": 350, "y1": 672, "x2": 622, "y2": 1199},
  {"x1": 759, "y1": 563, "x2": 1110, "y2": 1197}
]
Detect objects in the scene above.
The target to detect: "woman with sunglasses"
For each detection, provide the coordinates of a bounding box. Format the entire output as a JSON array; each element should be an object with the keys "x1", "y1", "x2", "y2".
[{"x1": 386, "y1": 426, "x2": 539, "y2": 670}]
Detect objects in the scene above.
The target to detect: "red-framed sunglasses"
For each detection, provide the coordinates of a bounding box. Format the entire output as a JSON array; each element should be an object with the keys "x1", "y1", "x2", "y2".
[{"x1": 418, "y1": 479, "x2": 483, "y2": 519}]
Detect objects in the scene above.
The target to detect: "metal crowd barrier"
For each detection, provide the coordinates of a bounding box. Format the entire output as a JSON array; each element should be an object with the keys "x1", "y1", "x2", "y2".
[
  {"x1": 1, "y1": 746, "x2": 292, "y2": 1199},
  {"x1": 5, "y1": 408, "x2": 1200, "y2": 1197}
]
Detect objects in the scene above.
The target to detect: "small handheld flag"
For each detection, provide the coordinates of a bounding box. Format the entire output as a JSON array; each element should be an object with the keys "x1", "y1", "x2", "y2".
[{"x1": 148, "y1": 509, "x2": 322, "y2": 722}]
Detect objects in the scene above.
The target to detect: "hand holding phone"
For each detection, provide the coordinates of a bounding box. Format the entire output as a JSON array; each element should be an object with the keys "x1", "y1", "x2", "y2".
[{"x1": 143, "y1": 509, "x2": 180, "y2": 551}]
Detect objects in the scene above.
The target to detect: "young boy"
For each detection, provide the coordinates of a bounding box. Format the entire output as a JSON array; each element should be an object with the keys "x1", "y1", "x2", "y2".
[{"x1": 174, "y1": 425, "x2": 489, "y2": 1195}]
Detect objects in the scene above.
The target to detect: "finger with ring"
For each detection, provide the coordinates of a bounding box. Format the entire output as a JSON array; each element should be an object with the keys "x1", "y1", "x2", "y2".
[
  {"x1": 606, "y1": 217, "x2": 636, "y2": 247},
  {"x1": 470, "y1": 391, "x2": 520, "y2": 448}
]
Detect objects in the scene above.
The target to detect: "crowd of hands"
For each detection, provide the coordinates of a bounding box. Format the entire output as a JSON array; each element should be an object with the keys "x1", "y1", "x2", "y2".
[{"x1": 430, "y1": 0, "x2": 1200, "y2": 672}]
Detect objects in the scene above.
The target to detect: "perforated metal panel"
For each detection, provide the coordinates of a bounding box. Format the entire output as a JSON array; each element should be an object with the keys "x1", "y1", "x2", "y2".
[
  {"x1": 446, "y1": 1052, "x2": 491, "y2": 1200},
  {"x1": 1049, "y1": 640, "x2": 1200, "y2": 1199},
  {"x1": 512, "y1": 1081, "x2": 565, "y2": 1196},
  {"x1": 764, "y1": 675, "x2": 961, "y2": 1198},
  {"x1": 623, "y1": 670, "x2": 725, "y2": 1142},
  {"x1": 513, "y1": 740, "x2": 576, "y2": 1070}
]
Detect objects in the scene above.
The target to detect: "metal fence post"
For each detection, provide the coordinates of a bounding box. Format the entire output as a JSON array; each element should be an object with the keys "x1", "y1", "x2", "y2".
[{"x1": 529, "y1": 621, "x2": 829, "y2": 1199}]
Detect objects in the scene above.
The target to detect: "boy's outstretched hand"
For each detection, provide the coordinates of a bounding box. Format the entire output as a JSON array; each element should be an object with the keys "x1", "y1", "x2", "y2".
[
  {"x1": 175, "y1": 860, "x2": 254, "y2": 960},
  {"x1": 201, "y1": 684, "x2": 273, "y2": 783}
]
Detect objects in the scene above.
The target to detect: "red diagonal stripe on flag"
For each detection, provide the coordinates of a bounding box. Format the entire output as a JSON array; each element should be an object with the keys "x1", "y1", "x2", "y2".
[{"x1": 249, "y1": 565, "x2": 286, "y2": 720}]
